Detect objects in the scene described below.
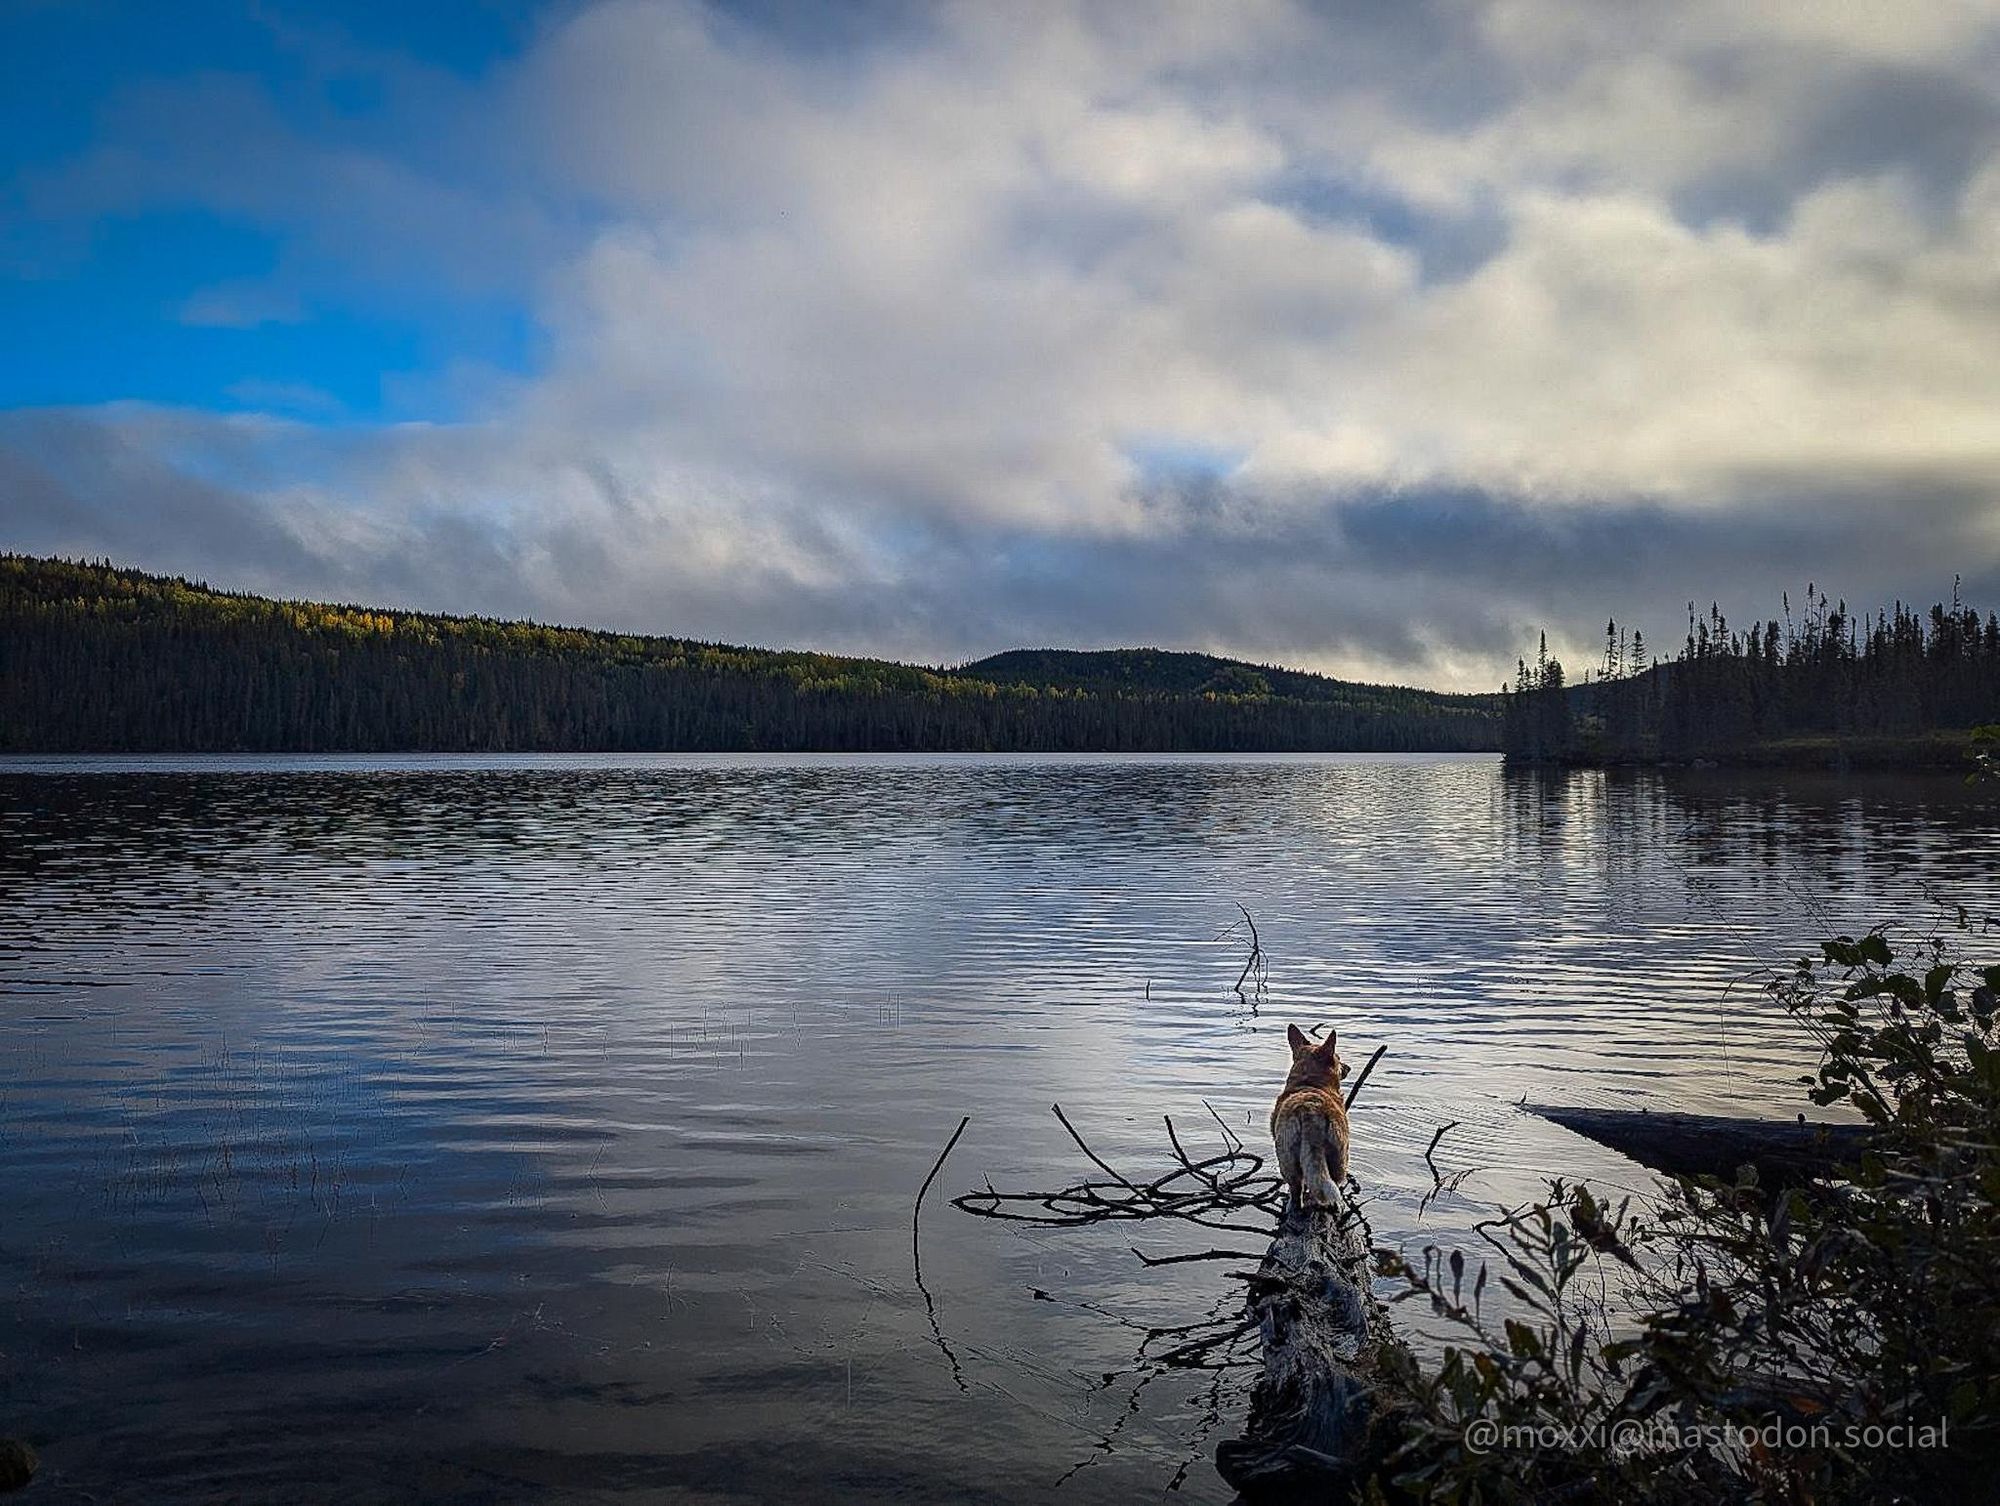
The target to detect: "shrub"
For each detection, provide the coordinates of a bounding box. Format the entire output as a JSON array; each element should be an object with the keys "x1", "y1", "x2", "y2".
[{"x1": 1379, "y1": 923, "x2": 2000, "y2": 1504}]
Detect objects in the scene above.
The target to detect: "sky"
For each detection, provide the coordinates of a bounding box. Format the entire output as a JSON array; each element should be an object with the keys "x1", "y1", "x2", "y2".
[{"x1": 4, "y1": 0, "x2": 2000, "y2": 690}]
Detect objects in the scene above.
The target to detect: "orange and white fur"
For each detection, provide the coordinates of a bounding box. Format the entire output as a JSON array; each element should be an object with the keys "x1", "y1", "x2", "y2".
[{"x1": 1271, "y1": 1024, "x2": 1351, "y2": 1211}]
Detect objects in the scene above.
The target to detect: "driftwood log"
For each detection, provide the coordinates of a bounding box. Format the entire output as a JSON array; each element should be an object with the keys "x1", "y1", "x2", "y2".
[
  {"x1": 1529, "y1": 1105, "x2": 1872, "y2": 1185},
  {"x1": 1214, "y1": 1202, "x2": 1405, "y2": 1502}
]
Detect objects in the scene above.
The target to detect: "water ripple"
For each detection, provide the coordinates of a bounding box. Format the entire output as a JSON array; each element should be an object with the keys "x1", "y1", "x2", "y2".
[{"x1": 2, "y1": 754, "x2": 1996, "y2": 1502}]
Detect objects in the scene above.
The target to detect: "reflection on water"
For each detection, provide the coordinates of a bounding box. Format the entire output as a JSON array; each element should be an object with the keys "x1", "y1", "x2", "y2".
[{"x1": 2, "y1": 754, "x2": 1995, "y2": 1502}]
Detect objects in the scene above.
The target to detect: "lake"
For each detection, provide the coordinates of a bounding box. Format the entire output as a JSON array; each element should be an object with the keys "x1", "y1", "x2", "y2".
[{"x1": 2, "y1": 754, "x2": 1995, "y2": 1502}]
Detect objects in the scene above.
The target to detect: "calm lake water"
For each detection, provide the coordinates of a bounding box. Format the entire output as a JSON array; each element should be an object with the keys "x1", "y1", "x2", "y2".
[{"x1": 3, "y1": 754, "x2": 1996, "y2": 1503}]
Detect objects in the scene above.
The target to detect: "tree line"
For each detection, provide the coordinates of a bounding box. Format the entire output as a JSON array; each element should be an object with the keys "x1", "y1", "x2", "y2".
[
  {"x1": 1504, "y1": 584, "x2": 2000, "y2": 764},
  {"x1": 0, "y1": 556, "x2": 1500, "y2": 754}
]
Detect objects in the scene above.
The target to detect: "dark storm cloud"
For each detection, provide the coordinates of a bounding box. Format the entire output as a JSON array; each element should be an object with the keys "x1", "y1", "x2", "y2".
[{"x1": 1675, "y1": 59, "x2": 2000, "y2": 229}]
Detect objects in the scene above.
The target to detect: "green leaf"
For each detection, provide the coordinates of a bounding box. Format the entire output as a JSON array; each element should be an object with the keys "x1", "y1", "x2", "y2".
[{"x1": 1503, "y1": 1319, "x2": 1542, "y2": 1359}]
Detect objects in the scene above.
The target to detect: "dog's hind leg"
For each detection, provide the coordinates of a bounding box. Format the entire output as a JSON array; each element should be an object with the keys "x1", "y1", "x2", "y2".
[{"x1": 1275, "y1": 1120, "x2": 1304, "y2": 1212}]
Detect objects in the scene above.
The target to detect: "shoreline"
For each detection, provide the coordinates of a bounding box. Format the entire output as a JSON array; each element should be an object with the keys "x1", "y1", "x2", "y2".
[{"x1": 1506, "y1": 731, "x2": 1982, "y2": 774}]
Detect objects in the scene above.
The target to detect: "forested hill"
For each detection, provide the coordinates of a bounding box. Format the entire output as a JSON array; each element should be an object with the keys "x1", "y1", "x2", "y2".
[
  {"x1": 964, "y1": 647, "x2": 1424, "y2": 702},
  {"x1": 0, "y1": 556, "x2": 1500, "y2": 754}
]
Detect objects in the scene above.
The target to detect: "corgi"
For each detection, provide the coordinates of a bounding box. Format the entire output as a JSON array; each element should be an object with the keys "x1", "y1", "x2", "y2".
[{"x1": 1271, "y1": 1023, "x2": 1351, "y2": 1211}]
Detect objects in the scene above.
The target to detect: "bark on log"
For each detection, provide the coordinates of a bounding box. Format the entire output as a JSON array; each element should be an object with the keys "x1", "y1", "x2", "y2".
[
  {"x1": 1529, "y1": 1105, "x2": 1872, "y2": 1185},
  {"x1": 1214, "y1": 1204, "x2": 1403, "y2": 1503}
]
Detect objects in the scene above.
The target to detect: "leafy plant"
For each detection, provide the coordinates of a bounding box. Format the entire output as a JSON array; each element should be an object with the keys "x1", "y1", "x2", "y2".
[{"x1": 1380, "y1": 924, "x2": 2000, "y2": 1503}]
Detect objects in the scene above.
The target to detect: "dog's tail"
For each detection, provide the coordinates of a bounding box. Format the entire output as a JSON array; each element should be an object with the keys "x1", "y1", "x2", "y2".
[{"x1": 1300, "y1": 1134, "x2": 1342, "y2": 1210}]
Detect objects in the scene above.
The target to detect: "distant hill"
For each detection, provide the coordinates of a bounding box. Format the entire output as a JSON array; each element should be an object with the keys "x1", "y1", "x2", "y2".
[
  {"x1": 0, "y1": 555, "x2": 1500, "y2": 754},
  {"x1": 965, "y1": 647, "x2": 1446, "y2": 704}
]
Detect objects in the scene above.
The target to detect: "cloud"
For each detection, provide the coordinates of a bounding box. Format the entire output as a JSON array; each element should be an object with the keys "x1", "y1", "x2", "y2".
[
  {"x1": 0, "y1": 407, "x2": 325, "y2": 587},
  {"x1": 5, "y1": 0, "x2": 2000, "y2": 688}
]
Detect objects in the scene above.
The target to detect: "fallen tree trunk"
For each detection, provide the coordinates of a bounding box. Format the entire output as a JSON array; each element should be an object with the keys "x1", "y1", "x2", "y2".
[
  {"x1": 1214, "y1": 1203, "x2": 1405, "y2": 1503},
  {"x1": 1529, "y1": 1105, "x2": 1872, "y2": 1185}
]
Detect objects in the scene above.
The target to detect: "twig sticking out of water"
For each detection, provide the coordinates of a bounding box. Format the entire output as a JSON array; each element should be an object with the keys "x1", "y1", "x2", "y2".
[
  {"x1": 1225, "y1": 904, "x2": 1268, "y2": 1003},
  {"x1": 1344, "y1": 1043, "x2": 1387, "y2": 1110},
  {"x1": 915, "y1": 1115, "x2": 972, "y2": 1261},
  {"x1": 913, "y1": 1115, "x2": 972, "y2": 1392},
  {"x1": 1201, "y1": 1098, "x2": 1242, "y2": 1152},
  {"x1": 1418, "y1": 1119, "x2": 1475, "y2": 1217}
]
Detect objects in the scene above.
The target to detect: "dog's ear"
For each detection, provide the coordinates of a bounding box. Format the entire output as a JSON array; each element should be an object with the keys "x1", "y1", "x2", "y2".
[
  {"x1": 1316, "y1": 1028, "x2": 1339, "y2": 1059},
  {"x1": 1286, "y1": 1023, "x2": 1310, "y2": 1054}
]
